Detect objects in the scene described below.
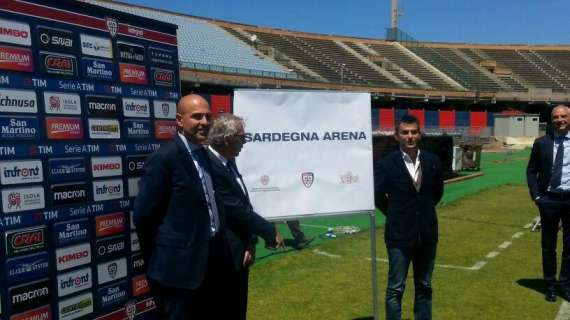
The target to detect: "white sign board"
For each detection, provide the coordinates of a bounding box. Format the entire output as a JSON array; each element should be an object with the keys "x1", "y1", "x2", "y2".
[{"x1": 233, "y1": 90, "x2": 374, "y2": 219}]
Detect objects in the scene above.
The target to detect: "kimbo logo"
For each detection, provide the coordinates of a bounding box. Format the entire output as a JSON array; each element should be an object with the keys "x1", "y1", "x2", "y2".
[
  {"x1": 55, "y1": 242, "x2": 91, "y2": 271},
  {"x1": 0, "y1": 19, "x2": 31, "y2": 46}
]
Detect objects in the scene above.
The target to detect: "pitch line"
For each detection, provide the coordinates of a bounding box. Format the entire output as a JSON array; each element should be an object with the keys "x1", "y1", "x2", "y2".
[
  {"x1": 300, "y1": 223, "x2": 331, "y2": 229},
  {"x1": 486, "y1": 251, "x2": 500, "y2": 259},
  {"x1": 555, "y1": 301, "x2": 570, "y2": 320},
  {"x1": 313, "y1": 249, "x2": 341, "y2": 258}
]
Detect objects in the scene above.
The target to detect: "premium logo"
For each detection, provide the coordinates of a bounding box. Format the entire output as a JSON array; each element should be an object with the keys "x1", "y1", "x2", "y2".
[
  {"x1": 0, "y1": 19, "x2": 31, "y2": 46},
  {"x1": 154, "y1": 120, "x2": 177, "y2": 140},
  {"x1": 122, "y1": 98, "x2": 150, "y2": 118},
  {"x1": 57, "y1": 267, "x2": 92, "y2": 297},
  {"x1": 48, "y1": 158, "x2": 87, "y2": 182},
  {"x1": 0, "y1": 89, "x2": 37, "y2": 113},
  {"x1": 5, "y1": 226, "x2": 46, "y2": 257},
  {"x1": 55, "y1": 242, "x2": 91, "y2": 271},
  {"x1": 153, "y1": 100, "x2": 176, "y2": 119},
  {"x1": 149, "y1": 46, "x2": 174, "y2": 66},
  {"x1": 0, "y1": 115, "x2": 39, "y2": 140},
  {"x1": 46, "y1": 117, "x2": 83, "y2": 140},
  {"x1": 117, "y1": 41, "x2": 145, "y2": 63},
  {"x1": 97, "y1": 258, "x2": 127, "y2": 285},
  {"x1": 9, "y1": 278, "x2": 50, "y2": 311},
  {"x1": 91, "y1": 156, "x2": 122, "y2": 178},
  {"x1": 301, "y1": 172, "x2": 315, "y2": 188},
  {"x1": 128, "y1": 177, "x2": 140, "y2": 198},
  {"x1": 6, "y1": 252, "x2": 49, "y2": 285},
  {"x1": 132, "y1": 274, "x2": 150, "y2": 297},
  {"x1": 0, "y1": 159, "x2": 43, "y2": 185},
  {"x1": 9, "y1": 304, "x2": 52, "y2": 320},
  {"x1": 51, "y1": 182, "x2": 88, "y2": 206},
  {"x1": 95, "y1": 212, "x2": 125, "y2": 237},
  {"x1": 86, "y1": 95, "x2": 119, "y2": 117},
  {"x1": 126, "y1": 155, "x2": 146, "y2": 177},
  {"x1": 96, "y1": 235, "x2": 126, "y2": 260},
  {"x1": 88, "y1": 118, "x2": 120, "y2": 139},
  {"x1": 0, "y1": 45, "x2": 33, "y2": 72},
  {"x1": 58, "y1": 292, "x2": 93, "y2": 320},
  {"x1": 124, "y1": 119, "x2": 150, "y2": 138},
  {"x1": 1, "y1": 186, "x2": 45, "y2": 214},
  {"x1": 93, "y1": 179, "x2": 123, "y2": 202},
  {"x1": 151, "y1": 67, "x2": 174, "y2": 87},
  {"x1": 40, "y1": 51, "x2": 77, "y2": 76},
  {"x1": 131, "y1": 253, "x2": 145, "y2": 275},
  {"x1": 37, "y1": 25, "x2": 76, "y2": 52},
  {"x1": 53, "y1": 218, "x2": 90, "y2": 246},
  {"x1": 82, "y1": 57, "x2": 115, "y2": 81},
  {"x1": 43, "y1": 92, "x2": 81, "y2": 115},
  {"x1": 80, "y1": 34, "x2": 113, "y2": 58},
  {"x1": 119, "y1": 63, "x2": 147, "y2": 85},
  {"x1": 131, "y1": 231, "x2": 140, "y2": 252},
  {"x1": 97, "y1": 280, "x2": 128, "y2": 309}
]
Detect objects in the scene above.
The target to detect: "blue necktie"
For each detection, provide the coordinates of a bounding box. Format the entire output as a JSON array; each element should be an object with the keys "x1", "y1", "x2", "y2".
[
  {"x1": 192, "y1": 148, "x2": 220, "y2": 235},
  {"x1": 551, "y1": 137, "x2": 565, "y2": 190}
]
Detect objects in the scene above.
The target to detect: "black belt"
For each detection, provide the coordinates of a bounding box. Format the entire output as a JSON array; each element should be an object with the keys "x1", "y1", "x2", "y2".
[{"x1": 547, "y1": 191, "x2": 570, "y2": 200}]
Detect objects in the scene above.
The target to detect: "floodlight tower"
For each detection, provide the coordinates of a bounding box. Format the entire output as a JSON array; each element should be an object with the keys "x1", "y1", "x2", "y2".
[{"x1": 391, "y1": 0, "x2": 399, "y2": 29}]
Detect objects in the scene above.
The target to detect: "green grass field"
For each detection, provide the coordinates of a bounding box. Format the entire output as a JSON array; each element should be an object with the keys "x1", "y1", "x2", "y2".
[{"x1": 246, "y1": 149, "x2": 569, "y2": 319}]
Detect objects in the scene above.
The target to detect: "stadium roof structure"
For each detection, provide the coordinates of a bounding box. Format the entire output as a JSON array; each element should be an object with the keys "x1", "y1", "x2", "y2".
[{"x1": 86, "y1": 0, "x2": 570, "y2": 103}]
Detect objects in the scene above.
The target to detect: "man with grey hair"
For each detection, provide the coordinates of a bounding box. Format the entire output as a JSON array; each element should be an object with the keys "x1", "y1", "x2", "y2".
[{"x1": 207, "y1": 113, "x2": 283, "y2": 319}]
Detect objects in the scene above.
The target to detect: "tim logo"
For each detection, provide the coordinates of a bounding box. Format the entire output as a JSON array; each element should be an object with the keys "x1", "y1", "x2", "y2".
[
  {"x1": 152, "y1": 68, "x2": 174, "y2": 87},
  {"x1": 119, "y1": 63, "x2": 147, "y2": 85},
  {"x1": 301, "y1": 172, "x2": 314, "y2": 188},
  {"x1": 40, "y1": 52, "x2": 77, "y2": 76},
  {"x1": 0, "y1": 45, "x2": 33, "y2": 72},
  {"x1": 106, "y1": 17, "x2": 118, "y2": 37},
  {"x1": 46, "y1": 117, "x2": 83, "y2": 140}
]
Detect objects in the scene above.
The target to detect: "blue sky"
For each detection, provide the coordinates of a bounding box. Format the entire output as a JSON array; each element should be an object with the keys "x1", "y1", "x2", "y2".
[{"x1": 121, "y1": 0, "x2": 570, "y2": 45}]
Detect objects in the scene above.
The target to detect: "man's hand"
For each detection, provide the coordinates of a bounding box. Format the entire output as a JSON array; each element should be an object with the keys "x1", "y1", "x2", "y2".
[
  {"x1": 243, "y1": 250, "x2": 255, "y2": 267},
  {"x1": 266, "y1": 227, "x2": 285, "y2": 250}
]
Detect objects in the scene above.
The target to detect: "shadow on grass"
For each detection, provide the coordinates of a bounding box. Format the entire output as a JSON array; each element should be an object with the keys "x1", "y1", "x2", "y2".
[
  {"x1": 256, "y1": 238, "x2": 306, "y2": 262},
  {"x1": 517, "y1": 278, "x2": 547, "y2": 295},
  {"x1": 349, "y1": 317, "x2": 373, "y2": 320}
]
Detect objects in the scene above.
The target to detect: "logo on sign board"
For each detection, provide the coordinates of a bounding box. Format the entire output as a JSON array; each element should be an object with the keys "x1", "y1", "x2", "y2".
[
  {"x1": 260, "y1": 175, "x2": 270, "y2": 186},
  {"x1": 105, "y1": 17, "x2": 118, "y2": 37},
  {"x1": 91, "y1": 156, "x2": 122, "y2": 177},
  {"x1": 93, "y1": 179, "x2": 123, "y2": 202},
  {"x1": 97, "y1": 281, "x2": 128, "y2": 309},
  {"x1": 153, "y1": 100, "x2": 176, "y2": 119},
  {"x1": 0, "y1": 19, "x2": 31, "y2": 46},
  {"x1": 2, "y1": 186, "x2": 45, "y2": 214},
  {"x1": 0, "y1": 160, "x2": 43, "y2": 185},
  {"x1": 57, "y1": 267, "x2": 92, "y2": 297},
  {"x1": 119, "y1": 63, "x2": 147, "y2": 85},
  {"x1": 10, "y1": 304, "x2": 52, "y2": 320},
  {"x1": 0, "y1": 115, "x2": 39, "y2": 140},
  {"x1": 122, "y1": 98, "x2": 150, "y2": 118},
  {"x1": 86, "y1": 95, "x2": 119, "y2": 117},
  {"x1": 81, "y1": 34, "x2": 113, "y2": 58},
  {"x1": 48, "y1": 158, "x2": 87, "y2": 182},
  {"x1": 0, "y1": 46, "x2": 33, "y2": 72},
  {"x1": 37, "y1": 25, "x2": 76, "y2": 52},
  {"x1": 46, "y1": 117, "x2": 83, "y2": 140},
  {"x1": 97, "y1": 258, "x2": 127, "y2": 285},
  {"x1": 132, "y1": 274, "x2": 150, "y2": 297},
  {"x1": 117, "y1": 41, "x2": 145, "y2": 63},
  {"x1": 126, "y1": 300, "x2": 137, "y2": 320},
  {"x1": 151, "y1": 67, "x2": 174, "y2": 87},
  {"x1": 53, "y1": 218, "x2": 90, "y2": 246},
  {"x1": 55, "y1": 242, "x2": 91, "y2": 271},
  {"x1": 9, "y1": 278, "x2": 50, "y2": 311},
  {"x1": 154, "y1": 120, "x2": 177, "y2": 140},
  {"x1": 6, "y1": 226, "x2": 46, "y2": 257},
  {"x1": 88, "y1": 118, "x2": 120, "y2": 139},
  {"x1": 301, "y1": 172, "x2": 314, "y2": 188},
  {"x1": 0, "y1": 89, "x2": 37, "y2": 113},
  {"x1": 6, "y1": 252, "x2": 49, "y2": 285},
  {"x1": 58, "y1": 292, "x2": 93, "y2": 320},
  {"x1": 340, "y1": 171, "x2": 360, "y2": 184},
  {"x1": 82, "y1": 57, "x2": 115, "y2": 81},
  {"x1": 51, "y1": 182, "x2": 88, "y2": 206},
  {"x1": 96, "y1": 235, "x2": 126, "y2": 260},
  {"x1": 44, "y1": 92, "x2": 81, "y2": 115},
  {"x1": 95, "y1": 212, "x2": 125, "y2": 237},
  {"x1": 149, "y1": 46, "x2": 174, "y2": 66},
  {"x1": 124, "y1": 119, "x2": 150, "y2": 138},
  {"x1": 40, "y1": 52, "x2": 77, "y2": 76}
]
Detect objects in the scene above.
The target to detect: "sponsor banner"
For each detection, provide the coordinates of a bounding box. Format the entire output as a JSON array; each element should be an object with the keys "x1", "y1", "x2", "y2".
[
  {"x1": 96, "y1": 235, "x2": 127, "y2": 261},
  {"x1": 57, "y1": 267, "x2": 92, "y2": 297},
  {"x1": 58, "y1": 292, "x2": 93, "y2": 320},
  {"x1": 131, "y1": 253, "x2": 145, "y2": 275},
  {"x1": 0, "y1": 89, "x2": 37, "y2": 113},
  {"x1": 9, "y1": 278, "x2": 50, "y2": 311},
  {"x1": 46, "y1": 117, "x2": 83, "y2": 140},
  {"x1": 53, "y1": 218, "x2": 90, "y2": 246},
  {"x1": 95, "y1": 297, "x2": 156, "y2": 320},
  {"x1": 5, "y1": 226, "x2": 46, "y2": 257},
  {"x1": 37, "y1": 25, "x2": 77, "y2": 52},
  {"x1": 48, "y1": 157, "x2": 87, "y2": 183},
  {"x1": 39, "y1": 51, "x2": 77, "y2": 77},
  {"x1": 122, "y1": 98, "x2": 150, "y2": 118},
  {"x1": 95, "y1": 212, "x2": 125, "y2": 237},
  {"x1": 50, "y1": 182, "x2": 88, "y2": 206},
  {"x1": 124, "y1": 119, "x2": 150, "y2": 139},
  {"x1": 80, "y1": 34, "x2": 113, "y2": 58},
  {"x1": 154, "y1": 120, "x2": 176, "y2": 140},
  {"x1": 0, "y1": 159, "x2": 43, "y2": 185},
  {"x1": 117, "y1": 41, "x2": 145, "y2": 63},
  {"x1": 43, "y1": 91, "x2": 81, "y2": 115},
  {"x1": 0, "y1": 45, "x2": 33, "y2": 72},
  {"x1": 91, "y1": 156, "x2": 122, "y2": 178},
  {"x1": 0, "y1": 19, "x2": 31, "y2": 46},
  {"x1": 151, "y1": 67, "x2": 174, "y2": 87},
  {"x1": 0, "y1": 115, "x2": 39, "y2": 140},
  {"x1": 126, "y1": 155, "x2": 146, "y2": 177},
  {"x1": 128, "y1": 177, "x2": 140, "y2": 198},
  {"x1": 55, "y1": 242, "x2": 91, "y2": 271},
  {"x1": 149, "y1": 46, "x2": 175, "y2": 66},
  {"x1": 97, "y1": 257, "x2": 127, "y2": 285},
  {"x1": 131, "y1": 232, "x2": 140, "y2": 252},
  {"x1": 152, "y1": 100, "x2": 176, "y2": 119},
  {"x1": 10, "y1": 304, "x2": 52, "y2": 320},
  {"x1": 88, "y1": 118, "x2": 121, "y2": 139},
  {"x1": 119, "y1": 63, "x2": 147, "y2": 85},
  {"x1": 86, "y1": 95, "x2": 120, "y2": 117},
  {"x1": 132, "y1": 274, "x2": 151, "y2": 297},
  {"x1": 97, "y1": 280, "x2": 128, "y2": 309},
  {"x1": 130, "y1": 210, "x2": 136, "y2": 230},
  {"x1": 82, "y1": 57, "x2": 115, "y2": 81},
  {"x1": 93, "y1": 179, "x2": 124, "y2": 202},
  {"x1": 1, "y1": 186, "x2": 45, "y2": 214},
  {"x1": 6, "y1": 252, "x2": 49, "y2": 285}
]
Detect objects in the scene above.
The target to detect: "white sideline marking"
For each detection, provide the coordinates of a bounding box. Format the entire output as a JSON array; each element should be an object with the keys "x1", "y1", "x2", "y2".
[
  {"x1": 300, "y1": 223, "x2": 331, "y2": 229},
  {"x1": 512, "y1": 232, "x2": 524, "y2": 239},
  {"x1": 313, "y1": 249, "x2": 341, "y2": 258},
  {"x1": 486, "y1": 251, "x2": 500, "y2": 259},
  {"x1": 524, "y1": 223, "x2": 533, "y2": 229},
  {"x1": 498, "y1": 241, "x2": 512, "y2": 249},
  {"x1": 367, "y1": 258, "x2": 485, "y2": 271},
  {"x1": 555, "y1": 301, "x2": 570, "y2": 320}
]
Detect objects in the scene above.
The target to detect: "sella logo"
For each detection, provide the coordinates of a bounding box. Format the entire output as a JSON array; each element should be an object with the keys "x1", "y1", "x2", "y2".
[{"x1": 46, "y1": 117, "x2": 83, "y2": 140}]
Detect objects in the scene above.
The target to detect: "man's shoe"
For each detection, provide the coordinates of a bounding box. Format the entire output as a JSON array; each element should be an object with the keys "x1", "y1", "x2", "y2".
[
  {"x1": 561, "y1": 288, "x2": 570, "y2": 302},
  {"x1": 545, "y1": 287, "x2": 557, "y2": 302},
  {"x1": 293, "y1": 237, "x2": 314, "y2": 250}
]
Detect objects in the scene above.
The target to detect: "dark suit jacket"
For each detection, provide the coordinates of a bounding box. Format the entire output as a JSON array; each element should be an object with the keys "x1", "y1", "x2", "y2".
[
  {"x1": 527, "y1": 134, "x2": 556, "y2": 200},
  {"x1": 133, "y1": 135, "x2": 228, "y2": 290},
  {"x1": 374, "y1": 149, "x2": 444, "y2": 247},
  {"x1": 207, "y1": 149, "x2": 276, "y2": 271}
]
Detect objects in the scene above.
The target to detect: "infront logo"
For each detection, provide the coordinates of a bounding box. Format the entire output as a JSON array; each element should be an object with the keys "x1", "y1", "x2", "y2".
[
  {"x1": 57, "y1": 267, "x2": 92, "y2": 297},
  {"x1": 0, "y1": 160, "x2": 43, "y2": 185},
  {"x1": 122, "y1": 98, "x2": 150, "y2": 118},
  {"x1": 92, "y1": 179, "x2": 123, "y2": 202}
]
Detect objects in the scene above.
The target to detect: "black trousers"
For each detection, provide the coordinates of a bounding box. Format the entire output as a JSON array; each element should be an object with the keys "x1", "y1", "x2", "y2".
[{"x1": 538, "y1": 195, "x2": 570, "y2": 287}]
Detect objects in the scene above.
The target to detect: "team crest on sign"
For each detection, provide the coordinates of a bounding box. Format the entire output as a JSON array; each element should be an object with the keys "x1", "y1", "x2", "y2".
[
  {"x1": 260, "y1": 175, "x2": 269, "y2": 186},
  {"x1": 125, "y1": 300, "x2": 137, "y2": 320},
  {"x1": 105, "y1": 17, "x2": 118, "y2": 37},
  {"x1": 161, "y1": 103, "x2": 170, "y2": 117},
  {"x1": 301, "y1": 172, "x2": 314, "y2": 188}
]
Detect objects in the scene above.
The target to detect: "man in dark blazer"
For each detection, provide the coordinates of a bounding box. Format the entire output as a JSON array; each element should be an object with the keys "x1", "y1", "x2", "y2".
[
  {"x1": 527, "y1": 104, "x2": 570, "y2": 302},
  {"x1": 134, "y1": 94, "x2": 232, "y2": 319},
  {"x1": 374, "y1": 115, "x2": 444, "y2": 320},
  {"x1": 206, "y1": 113, "x2": 283, "y2": 320}
]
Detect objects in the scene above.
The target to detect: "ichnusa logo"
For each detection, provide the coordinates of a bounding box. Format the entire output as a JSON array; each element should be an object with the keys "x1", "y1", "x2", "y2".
[
  {"x1": 6, "y1": 251, "x2": 49, "y2": 285},
  {"x1": 122, "y1": 97, "x2": 150, "y2": 118},
  {"x1": 58, "y1": 291, "x2": 93, "y2": 320},
  {"x1": 91, "y1": 156, "x2": 122, "y2": 178},
  {"x1": 81, "y1": 33, "x2": 113, "y2": 58},
  {"x1": 119, "y1": 63, "x2": 147, "y2": 85},
  {"x1": 48, "y1": 157, "x2": 87, "y2": 183},
  {"x1": 0, "y1": 45, "x2": 33, "y2": 72},
  {"x1": 5, "y1": 226, "x2": 47, "y2": 257},
  {"x1": 93, "y1": 179, "x2": 123, "y2": 202},
  {"x1": 0, "y1": 18, "x2": 31, "y2": 46},
  {"x1": 46, "y1": 117, "x2": 83, "y2": 140},
  {"x1": 95, "y1": 212, "x2": 125, "y2": 237},
  {"x1": 88, "y1": 118, "x2": 120, "y2": 139},
  {"x1": 44, "y1": 91, "x2": 81, "y2": 115},
  {"x1": 153, "y1": 100, "x2": 176, "y2": 119},
  {"x1": 37, "y1": 25, "x2": 76, "y2": 52},
  {"x1": 57, "y1": 267, "x2": 92, "y2": 297},
  {"x1": 53, "y1": 218, "x2": 90, "y2": 246},
  {"x1": 40, "y1": 51, "x2": 77, "y2": 76},
  {"x1": 97, "y1": 257, "x2": 127, "y2": 285},
  {"x1": 0, "y1": 88, "x2": 37, "y2": 113},
  {"x1": 55, "y1": 242, "x2": 91, "y2": 271},
  {"x1": 1, "y1": 186, "x2": 45, "y2": 214},
  {"x1": 0, "y1": 115, "x2": 39, "y2": 140},
  {"x1": 51, "y1": 182, "x2": 88, "y2": 206},
  {"x1": 9, "y1": 278, "x2": 50, "y2": 311},
  {"x1": 0, "y1": 159, "x2": 43, "y2": 185}
]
